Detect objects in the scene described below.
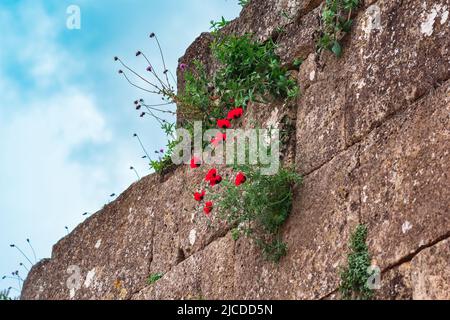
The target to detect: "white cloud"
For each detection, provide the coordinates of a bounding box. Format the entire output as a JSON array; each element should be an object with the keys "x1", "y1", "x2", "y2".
[
  {"x1": 0, "y1": 0, "x2": 242, "y2": 294},
  {"x1": 0, "y1": 1, "x2": 133, "y2": 288}
]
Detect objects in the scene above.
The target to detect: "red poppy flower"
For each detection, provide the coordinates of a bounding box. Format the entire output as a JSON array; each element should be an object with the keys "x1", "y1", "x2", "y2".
[
  {"x1": 205, "y1": 168, "x2": 217, "y2": 182},
  {"x1": 194, "y1": 190, "x2": 206, "y2": 202},
  {"x1": 203, "y1": 201, "x2": 213, "y2": 215},
  {"x1": 217, "y1": 119, "x2": 231, "y2": 129},
  {"x1": 211, "y1": 132, "x2": 227, "y2": 146},
  {"x1": 190, "y1": 156, "x2": 201, "y2": 169},
  {"x1": 227, "y1": 107, "x2": 244, "y2": 120},
  {"x1": 235, "y1": 172, "x2": 247, "y2": 186},
  {"x1": 209, "y1": 175, "x2": 222, "y2": 187}
]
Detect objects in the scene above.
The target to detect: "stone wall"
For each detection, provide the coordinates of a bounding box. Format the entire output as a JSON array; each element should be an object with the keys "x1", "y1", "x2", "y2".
[{"x1": 22, "y1": 0, "x2": 449, "y2": 300}]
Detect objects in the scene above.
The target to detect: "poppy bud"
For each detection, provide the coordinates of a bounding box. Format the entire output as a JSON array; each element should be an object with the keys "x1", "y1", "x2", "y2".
[
  {"x1": 136, "y1": 51, "x2": 142, "y2": 56},
  {"x1": 149, "y1": 32, "x2": 155, "y2": 38}
]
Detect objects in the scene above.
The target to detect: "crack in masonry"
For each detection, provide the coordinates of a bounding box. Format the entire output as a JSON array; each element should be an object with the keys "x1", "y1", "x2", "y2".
[
  {"x1": 381, "y1": 230, "x2": 450, "y2": 274},
  {"x1": 344, "y1": 78, "x2": 447, "y2": 150},
  {"x1": 301, "y1": 77, "x2": 450, "y2": 179},
  {"x1": 318, "y1": 231, "x2": 450, "y2": 300},
  {"x1": 127, "y1": 216, "x2": 158, "y2": 299},
  {"x1": 320, "y1": 288, "x2": 339, "y2": 300},
  {"x1": 128, "y1": 228, "x2": 234, "y2": 299}
]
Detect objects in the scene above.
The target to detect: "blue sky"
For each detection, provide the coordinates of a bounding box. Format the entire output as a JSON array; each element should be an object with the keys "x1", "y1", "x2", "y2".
[{"x1": 0, "y1": 0, "x2": 241, "y2": 296}]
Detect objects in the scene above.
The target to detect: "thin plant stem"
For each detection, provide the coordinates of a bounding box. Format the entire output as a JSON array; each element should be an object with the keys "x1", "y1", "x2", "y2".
[
  {"x1": 153, "y1": 35, "x2": 171, "y2": 88},
  {"x1": 120, "y1": 72, "x2": 160, "y2": 94},
  {"x1": 26, "y1": 239, "x2": 37, "y2": 263},
  {"x1": 10, "y1": 245, "x2": 33, "y2": 266},
  {"x1": 140, "y1": 52, "x2": 171, "y2": 92},
  {"x1": 134, "y1": 134, "x2": 151, "y2": 160},
  {"x1": 117, "y1": 58, "x2": 162, "y2": 92}
]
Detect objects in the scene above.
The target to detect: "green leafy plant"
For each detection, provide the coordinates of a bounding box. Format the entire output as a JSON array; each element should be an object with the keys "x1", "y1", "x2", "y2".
[
  {"x1": 238, "y1": 0, "x2": 250, "y2": 8},
  {"x1": 340, "y1": 224, "x2": 374, "y2": 300},
  {"x1": 178, "y1": 34, "x2": 298, "y2": 139},
  {"x1": 213, "y1": 34, "x2": 298, "y2": 106},
  {"x1": 317, "y1": 0, "x2": 360, "y2": 57},
  {"x1": 0, "y1": 289, "x2": 11, "y2": 301},
  {"x1": 213, "y1": 166, "x2": 302, "y2": 262},
  {"x1": 178, "y1": 60, "x2": 222, "y2": 131},
  {"x1": 147, "y1": 273, "x2": 164, "y2": 285},
  {"x1": 210, "y1": 16, "x2": 230, "y2": 34}
]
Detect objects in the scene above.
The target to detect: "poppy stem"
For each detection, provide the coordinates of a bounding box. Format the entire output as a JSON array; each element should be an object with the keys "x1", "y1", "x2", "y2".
[
  {"x1": 140, "y1": 52, "x2": 171, "y2": 92},
  {"x1": 167, "y1": 70, "x2": 178, "y2": 88},
  {"x1": 143, "y1": 111, "x2": 165, "y2": 126},
  {"x1": 8, "y1": 286, "x2": 20, "y2": 294},
  {"x1": 141, "y1": 102, "x2": 176, "y2": 115},
  {"x1": 133, "y1": 133, "x2": 151, "y2": 161},
  {"x1": 120, "y1": 71, "x2": 160, "y2": 94},
  {"x1": 130, "y1": 166, "x2": 140, "y2": 180},
  {"x1": 26, "y1": 239, "x2": 37, "y2": 263},
  {"x1": 151, "y1": 34, "x2": 171, "y2": 89},
  {"x1": 19, "y1": 263, "x2": 30, "y2": 273},
  {"x1": 117, "y1": 58, "x2": 162, "y2": 92},
  {"x1": 15, "y1": 272, "x2": 23, "y2": 289},
  {"x1": 10, "y1": 245, "x2": 33, "y2": 266}
]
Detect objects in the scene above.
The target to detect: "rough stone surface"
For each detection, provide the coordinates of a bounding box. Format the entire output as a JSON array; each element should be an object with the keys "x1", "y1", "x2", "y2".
[
  {"x1": 295, "y1": 0, "x2": 450, "y2": 174},
  {"x1": 379, "y1": 238, "x2": 450, "y2": 300},
  {"x1": 22, "y1": 0, "x2": 450, "y2": 300},
  {"x1": 358, "y1": 81, "x2": 450, "y2": 270}
]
